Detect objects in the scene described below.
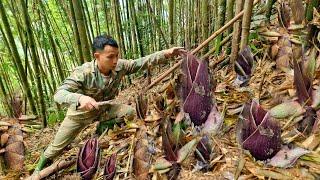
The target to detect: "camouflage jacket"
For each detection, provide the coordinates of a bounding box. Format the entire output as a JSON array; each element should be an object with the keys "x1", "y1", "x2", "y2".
[{"x1": 54, "y1": 50, "x2": 167, "y2": 108}]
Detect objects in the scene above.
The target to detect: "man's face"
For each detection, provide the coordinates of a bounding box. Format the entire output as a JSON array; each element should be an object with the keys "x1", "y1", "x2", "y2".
[{"x1": 95, "y1": 45, "x2": 119, "y2": 75}]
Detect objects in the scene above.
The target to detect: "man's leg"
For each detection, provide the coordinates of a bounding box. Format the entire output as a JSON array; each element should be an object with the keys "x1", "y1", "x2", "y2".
[
  {"x1": 96, "y1": 104, "x2": 135, "y2": 134},
  {"x1": 43, "y1": 116, "x2": 88, "y2": 159},
  {"x1": 33, "y1": 115, "x2": 90, "y2": 175}
]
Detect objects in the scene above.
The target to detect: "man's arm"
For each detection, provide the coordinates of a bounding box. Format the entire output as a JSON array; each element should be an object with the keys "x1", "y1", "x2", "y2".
[
  {"x1": 54, "y1": 67, "x2": 99, "y2": 111},
  {"x1": 121, "y1": 47, "x2": 184, "y2": 74},
  {"x1": 53, "y1": 68, "x2": 85, "y2": 107}
]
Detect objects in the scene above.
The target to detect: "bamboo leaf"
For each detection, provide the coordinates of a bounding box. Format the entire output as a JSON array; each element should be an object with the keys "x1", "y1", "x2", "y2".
[
  {"x1": 269, "y1": 101, "x2": 305, "y2": 119},
  {"x1": 177, "y1": 138, "x2": 198, "y2": 163}
]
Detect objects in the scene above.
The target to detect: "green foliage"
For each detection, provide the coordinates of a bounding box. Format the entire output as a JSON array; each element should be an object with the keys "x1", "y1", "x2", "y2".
[{"x1": 47, "y1": 106, "x2": 66, "y2": 125}]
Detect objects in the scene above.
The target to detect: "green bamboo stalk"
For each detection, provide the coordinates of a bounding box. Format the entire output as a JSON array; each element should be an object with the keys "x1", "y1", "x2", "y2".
[
  {"x1": 40, "y1": 1, "x2": 65, "y2": 82},
  {"x1": 129, "y1": 0, "x2": 144, "y2": 57},
  {"x1": 0, "y1": 69, "x2": 13, "y2": 117},
  {"x1": 226, "y1": 0, "x2": 235, "y2": 34},
  {"x1": 82, "y1": 0, "x2": 94, "y2": 42},
  {"x1": 70, "y1": 0, "x2": 84, "y2": 64},
  {"x1": 21, "y1": 0, "x2": 47, "y2": 126},
  {"x1": 0, "y1": 0, "x2": 37, "y2": 115},
  {"x1": 215, "y1": 0, "x2": 226, "y2": 54},
  {"x1": 146, "y1": 0, "x2": 169, "y2": 48},
  {"x1": 112, "y1": 0, "x2": 126, "y2": 57},
  {"x1": 93, "y1": 0, "x2": 101, "y2": 35},
  {"x1": 127, "y1": 0, "x2": 137, "y2": 57},
  {"x1": 72, "y1": 0, "x2": 92, "y2": 62},
  {"x1": 201, "y1": 0, "x2": 209, "y2": 54},
  {"x1": 184, "y1": 0, "x2": 190, "y2": 49},
  {"x1": 44, "y1": 1, "x2": 76, "y2": 64}
]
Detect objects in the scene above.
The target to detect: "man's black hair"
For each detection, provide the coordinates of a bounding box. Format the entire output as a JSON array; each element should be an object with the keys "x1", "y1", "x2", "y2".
[{"x1": 92, "y1": 34, "x2": 118, "y2": 53}]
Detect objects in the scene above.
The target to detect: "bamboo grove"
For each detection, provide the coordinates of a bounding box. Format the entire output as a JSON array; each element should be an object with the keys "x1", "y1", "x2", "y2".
[{"x1": 0, "y1": 0, "x2": 318, "y2": 128}]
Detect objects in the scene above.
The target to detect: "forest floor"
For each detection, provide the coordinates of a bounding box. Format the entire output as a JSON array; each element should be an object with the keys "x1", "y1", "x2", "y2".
[
  {"x1": 2, "y1": 51, "x2": 318, "y2": 179},
  {"x1": 2, "y1": 8, "x2": 320, "y2": 178}
]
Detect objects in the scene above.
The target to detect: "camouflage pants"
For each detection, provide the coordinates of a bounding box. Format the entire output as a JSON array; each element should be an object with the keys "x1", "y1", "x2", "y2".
[{"x1": 43, "y1": 103, "x2": 134, "y2": 159}]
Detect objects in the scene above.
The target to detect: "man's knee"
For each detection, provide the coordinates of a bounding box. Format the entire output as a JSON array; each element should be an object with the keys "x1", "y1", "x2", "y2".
[{"x1": 43, "y1": 116, "x2": 86, "y2": 159}]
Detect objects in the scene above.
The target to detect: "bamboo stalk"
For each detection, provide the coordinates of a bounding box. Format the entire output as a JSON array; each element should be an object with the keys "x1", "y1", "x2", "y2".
[
  {"x1": 26, "y1": 159, "x2": 76, "y2": 180},
  {"x1": 72, "y1": 0, "x2": 91, "y2": 62},
  {"x1": 226, "y1": 0, "x2": 235, "y2": 54},
  {"x1": 202, "y1": 33, "x2": 233, "y2": 59},
  {"x1": 21, "y1": 0, "x2": 48, "y2": 126},
  {"x1": 169, "y1": 0, "x2": 174, "y2": 45},
  {"x1": 201, "y1": 0, "x2": 209, "y2": 54},
  {"x1": 0, "y1": 1, "x2": 37, "y2": 115},
  {"x1": 230, "y1": 0, "x2": 244, "y2": 67},
  {"x1": 240, "y1": 0, "x2": 254, "y2": 50},
  {"x1": 146, "y1": 0, "x2": 169, "y2": 48},
  {"x1": 215, "y1": 0, "x2": 226, "y2": 54},
  {"x1": 144, "y1": 0, "x2": 259, "y2": 92},
  {"x1": 226, "y1": 0, "x2": 235, "y2": 36}
]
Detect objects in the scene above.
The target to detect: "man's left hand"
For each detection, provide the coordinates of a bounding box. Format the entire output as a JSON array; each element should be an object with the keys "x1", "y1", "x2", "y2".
[{"x1": 164, "y1": 47, "x2": 187, "y2": 58}]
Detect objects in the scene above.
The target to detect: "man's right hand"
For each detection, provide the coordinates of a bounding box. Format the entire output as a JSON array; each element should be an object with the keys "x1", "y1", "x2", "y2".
[{"x1": 78, "y1": 95, "x2": 99, "y2": 111}]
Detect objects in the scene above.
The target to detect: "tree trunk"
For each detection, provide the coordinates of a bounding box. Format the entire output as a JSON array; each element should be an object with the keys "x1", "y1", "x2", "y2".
[{"x1": 34, "y1": 15, "x2": 54, "y2": 96}]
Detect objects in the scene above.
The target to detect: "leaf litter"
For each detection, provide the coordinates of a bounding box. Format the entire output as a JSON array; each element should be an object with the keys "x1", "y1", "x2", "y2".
[{"x1": 1, "y1": 1, "x2": 320, "y2": 179}]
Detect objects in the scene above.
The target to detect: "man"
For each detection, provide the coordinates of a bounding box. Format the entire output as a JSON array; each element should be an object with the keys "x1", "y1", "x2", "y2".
[{"x1": 32, "y1": 34, "x2": 185, "y2": 174}]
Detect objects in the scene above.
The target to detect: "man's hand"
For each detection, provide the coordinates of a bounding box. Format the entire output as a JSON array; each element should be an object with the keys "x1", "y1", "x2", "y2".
[
  {"x1": 164, "y1": 47, "x2": 187, "y2": 58},
  {"x1": 78, "y1": 95, "x2": 99, "y2": 111}
]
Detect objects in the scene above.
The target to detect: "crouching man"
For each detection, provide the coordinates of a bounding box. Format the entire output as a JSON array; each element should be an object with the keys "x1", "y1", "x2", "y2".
[{"x1": 31, "y1": 34, "x2": 185, "y2": 176}]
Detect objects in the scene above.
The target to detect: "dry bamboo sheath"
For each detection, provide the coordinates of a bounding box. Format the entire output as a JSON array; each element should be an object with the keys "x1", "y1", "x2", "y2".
[{"x1": 144, "y1": 0, "x2": 259, "y2": 92}]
